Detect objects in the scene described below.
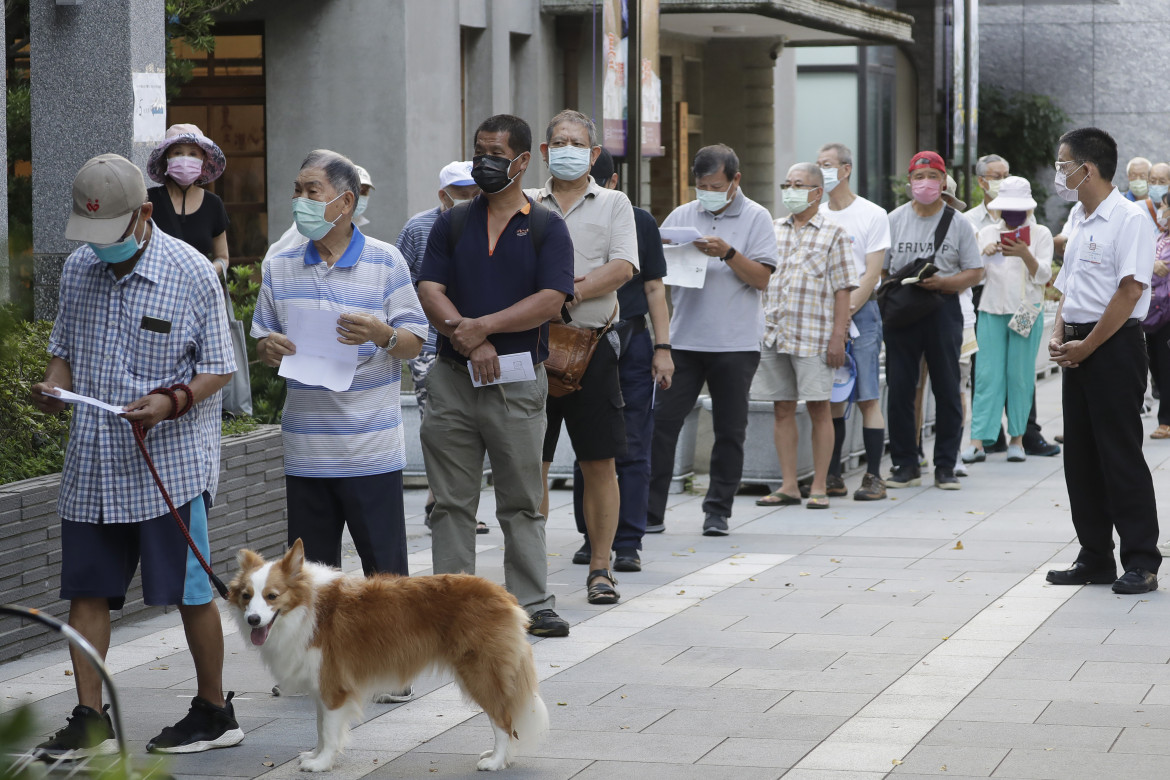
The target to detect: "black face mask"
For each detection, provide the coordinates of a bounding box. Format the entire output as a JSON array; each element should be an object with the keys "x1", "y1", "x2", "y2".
[
  {"x1": 1001, "y1": 209, "x2": 1027, "y2": 229},
  {"x1": 472, "y1": 153, "x2": 523, "y2": 194}
]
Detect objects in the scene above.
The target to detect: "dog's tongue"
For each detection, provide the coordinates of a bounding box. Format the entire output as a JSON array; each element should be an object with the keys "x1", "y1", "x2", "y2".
[{"x1": 250, "y1": 624, "x2": 271, "y2": 646}]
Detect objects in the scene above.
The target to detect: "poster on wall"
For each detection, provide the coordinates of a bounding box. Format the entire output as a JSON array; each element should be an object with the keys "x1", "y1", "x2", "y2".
[
  {"x1": 602, "y1": 0, "x2": 662, "y2": 158},
  {"x1": 132, "y1": 72, "x2": 166, "y2": 144}
]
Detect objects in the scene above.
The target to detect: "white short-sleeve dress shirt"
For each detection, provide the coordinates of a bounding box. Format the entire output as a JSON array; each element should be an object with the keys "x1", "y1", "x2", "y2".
[{"x1": 1054, "y1": 188, "x2": 1154, "y2": 323}]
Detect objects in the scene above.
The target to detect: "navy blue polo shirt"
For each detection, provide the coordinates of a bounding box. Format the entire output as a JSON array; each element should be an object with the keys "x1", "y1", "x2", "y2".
[
  {"x1": 419, "y1": 196, "x2": 575, "y2": 364},
  {"x1": 616, "y1": 206, "x2": 668, "y2": 320}
]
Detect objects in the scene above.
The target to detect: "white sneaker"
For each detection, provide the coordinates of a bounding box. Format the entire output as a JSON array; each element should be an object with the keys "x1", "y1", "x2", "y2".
[
  {"x1": 954, "y1": 462, "x2": 968, "y2": 477},
  {"x1": 373, "y1": 686, "x2": 413, "y2": 704},
  {"x1": 1160, "y1": 541, "x2": 1170, "y2": 558}
]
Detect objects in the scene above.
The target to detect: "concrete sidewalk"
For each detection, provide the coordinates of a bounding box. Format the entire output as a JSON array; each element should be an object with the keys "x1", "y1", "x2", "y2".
[{"x1": 4, "y1": 373, "x2": 1170, "y2": 780}]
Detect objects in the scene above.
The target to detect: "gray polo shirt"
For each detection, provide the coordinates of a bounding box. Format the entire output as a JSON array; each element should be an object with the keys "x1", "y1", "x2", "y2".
[
  {"x1": 885, "y1": 202, "x2": 983, "y2": 277},
  {"x1": 662, "y1": 190, "x2": 779, "y2": 352},
  {"x1": 527, "y1": 179, "x2": 639, "y2": 329}
]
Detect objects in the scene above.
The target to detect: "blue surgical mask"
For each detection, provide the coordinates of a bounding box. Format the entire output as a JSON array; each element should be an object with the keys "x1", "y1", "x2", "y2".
[
  {"x1": 548, "y1": 146, "x2": 593, "y2": 181},
  {"x1": 353, "y1": 195, "x2": 369, "y2": 218},
  {"x1": 89, "y1": 212, "x2": 143, "y2": 264},
  {"x1": 293, "y1": 193, "x2": 344, "y2": 240},
  {"x1": 1150, "y1": 184, "x2": 1169, "y2": 205},
  {"x1": 696, "y1": 188, "x2": 732, "y2": 213},
  {"x1": 820, "y1": 166, "x2": 840, "y2": 194}
]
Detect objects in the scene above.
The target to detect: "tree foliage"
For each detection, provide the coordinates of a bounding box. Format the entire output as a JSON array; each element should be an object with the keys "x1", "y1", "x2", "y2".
[
  {"x1": 976, "y1": 85, "x2": 1070, "y2": 223},
  {"x1": 164, "y1": 1, "x2": 256, "y2": 99}
]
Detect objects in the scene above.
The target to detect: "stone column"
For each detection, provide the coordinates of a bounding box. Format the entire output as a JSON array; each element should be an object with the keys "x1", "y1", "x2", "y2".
[
  {"x1": 0, "y1": 9, "x2": 7, "y2": 305},
  {"x1": 29, "y1": 0, "x2": 164, "y2": 320}
]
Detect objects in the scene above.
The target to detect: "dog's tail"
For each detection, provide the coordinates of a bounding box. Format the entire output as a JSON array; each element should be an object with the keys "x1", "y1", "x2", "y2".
[{"x1": 508, "y1": 606, "x2": 549, "y2": 758}]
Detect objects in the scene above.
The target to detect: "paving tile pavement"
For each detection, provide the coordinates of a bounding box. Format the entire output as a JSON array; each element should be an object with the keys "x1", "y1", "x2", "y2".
[{"x1": 5, "y1": 375, "x2": 1170, "y2": 779}]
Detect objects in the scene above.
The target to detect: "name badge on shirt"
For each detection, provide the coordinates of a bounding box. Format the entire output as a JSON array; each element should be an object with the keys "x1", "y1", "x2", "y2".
[
  {"x1": 140, "y1": 316, "x2": 172, "y2": 334},
  {"x1": 1081, "y1": 240, "x2": 1104, "y2": 265}
]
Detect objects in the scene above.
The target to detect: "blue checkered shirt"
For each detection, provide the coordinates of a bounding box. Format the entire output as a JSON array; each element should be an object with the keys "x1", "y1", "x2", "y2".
[
  {"x1": 395, "y1": 207, "x2": 441, "y2": 354},
  {"x1": 49, "y1": 224, "x2": 236, "y2": 524}
]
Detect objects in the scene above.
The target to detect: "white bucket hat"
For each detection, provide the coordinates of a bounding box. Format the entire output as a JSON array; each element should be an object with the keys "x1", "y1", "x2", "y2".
[{"x1": 987, "y1": 176, "x2": 1037, "y2": 211}]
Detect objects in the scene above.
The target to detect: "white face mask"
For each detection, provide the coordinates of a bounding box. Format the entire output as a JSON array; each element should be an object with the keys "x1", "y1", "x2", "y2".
[{"x1": 1054, "y1": 163, "x2": 1086, "y2": 202}]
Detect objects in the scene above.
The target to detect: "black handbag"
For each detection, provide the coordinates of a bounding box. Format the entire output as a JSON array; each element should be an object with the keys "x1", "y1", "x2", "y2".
[{"x1": 876, "y1": 206, "x2": 955, "y2": 330}]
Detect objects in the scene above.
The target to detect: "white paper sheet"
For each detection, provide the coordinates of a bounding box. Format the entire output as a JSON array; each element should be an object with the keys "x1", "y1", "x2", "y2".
[
  {"x1": 44, "y1": 388, "x2": 126, "y2": 415},
  {"x1": 659, "y1": 226, "x2": 705, "y2": 245},
  {"x1": 132, "y1": 72, "x2": 166, "y2": 144},
  {"x1": 278, "y1": 307, "x2": 360, "y2": 392},
  {"x1": 469, "y1": 352, "x2": 538, "y2": 387},
  {"x1": 662, "y1": 243, "x2": 709, "y2": 289}
]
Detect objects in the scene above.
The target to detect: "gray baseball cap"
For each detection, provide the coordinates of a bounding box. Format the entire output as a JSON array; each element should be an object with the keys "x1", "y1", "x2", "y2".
[{"x1": 65, "y1": 154, "x2": 148, "y2": 244}]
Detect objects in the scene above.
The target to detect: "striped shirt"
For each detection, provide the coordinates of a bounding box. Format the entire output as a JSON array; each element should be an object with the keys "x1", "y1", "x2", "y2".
[
  {"x1": 394, "y1": 206, "x2": 441, "y2": 354},
  {"x1": 48, "y1": 224, "x2": 236, "y2": 524},
  {"x1": 251, "y1": 227, "x2": 429, "y2": 477},
  {"x1": 764, "y1": 211, "x2": 859, "y2": 357}
]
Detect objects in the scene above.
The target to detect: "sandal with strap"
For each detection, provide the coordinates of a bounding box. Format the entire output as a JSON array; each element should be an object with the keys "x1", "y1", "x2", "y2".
[
  {"x1": 1152, "y1": 425, "x2": 1170, "y2": 440},
  {"x1": 805, "y1": 493, "x2": 830, "y2": 510},
  {"x1": 756, "y1": 490, "x2": 802, "y2": 506},
  {"x1": 586, "y1": 569, "x2": 620, "y2": 605}
]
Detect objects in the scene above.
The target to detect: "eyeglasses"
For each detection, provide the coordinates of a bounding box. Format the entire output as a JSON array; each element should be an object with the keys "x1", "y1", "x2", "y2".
[
  {"x1": 1054, "y1": 159, "x2": 1083, "y2": 174},
  {"x1": 779, "y1": 184, "x2": 819, "y2": 190}
]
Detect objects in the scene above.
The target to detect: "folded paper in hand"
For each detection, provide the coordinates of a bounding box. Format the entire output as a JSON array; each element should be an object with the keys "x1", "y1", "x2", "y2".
[
  {"x1": 278, "y1": 306, "x2": 360, "y2": 392},
  {"x1": 469, "y1": 352, "x2": 537, "y2": 387},
  {"x1": 42, "y1": 388, "x2": 126, "y2": 415}
]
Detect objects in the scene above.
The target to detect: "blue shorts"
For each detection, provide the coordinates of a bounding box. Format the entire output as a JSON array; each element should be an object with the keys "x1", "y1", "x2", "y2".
[
  {"x1": 852, "y1": 299, "x2": 883, "y2": 402},
  {"x1": 60, "y1": 492, "x2": 213, "y2": 610}
]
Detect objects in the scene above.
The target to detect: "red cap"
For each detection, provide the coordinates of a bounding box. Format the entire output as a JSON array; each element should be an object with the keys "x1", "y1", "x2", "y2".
[{"x1": 908, "y1": 151, "x2": 946, "y2": 174}]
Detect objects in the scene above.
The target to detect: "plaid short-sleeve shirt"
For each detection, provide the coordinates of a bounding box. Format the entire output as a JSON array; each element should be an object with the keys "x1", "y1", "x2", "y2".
[
  {"x1": 764, "y1": 211, "x2": 859, "y2": 357},
  {"x1": 49, "y1": 224, "x2": 236, "y2": 523}
]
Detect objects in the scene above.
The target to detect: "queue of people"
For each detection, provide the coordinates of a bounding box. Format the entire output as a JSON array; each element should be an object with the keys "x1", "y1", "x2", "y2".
[{"x1": 27, "y1": 116, "x2": 1163, "y2": 760}]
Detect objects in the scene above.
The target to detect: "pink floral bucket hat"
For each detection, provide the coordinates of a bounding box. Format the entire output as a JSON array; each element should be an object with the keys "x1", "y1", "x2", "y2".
[{"x1": 146, "y1": 123, "x2": 227, "y2": 185}]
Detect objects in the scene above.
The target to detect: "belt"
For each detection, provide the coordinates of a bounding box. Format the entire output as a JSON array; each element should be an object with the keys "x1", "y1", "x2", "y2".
[{"x1": 1063, "y1": 318, "x2": 1139, "y2": 340}]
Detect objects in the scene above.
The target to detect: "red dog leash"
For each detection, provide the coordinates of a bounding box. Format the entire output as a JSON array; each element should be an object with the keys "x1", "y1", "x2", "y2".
[{"x1": 129, "y1": 383, "x2": 229, "y2": 599}]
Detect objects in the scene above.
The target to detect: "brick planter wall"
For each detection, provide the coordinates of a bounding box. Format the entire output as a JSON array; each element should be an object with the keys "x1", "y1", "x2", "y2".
[{"x1": 0, "y1": 425, "x2": 286, "y2": 663}]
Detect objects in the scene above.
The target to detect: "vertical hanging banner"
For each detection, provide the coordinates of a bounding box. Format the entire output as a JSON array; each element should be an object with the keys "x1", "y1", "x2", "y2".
[
  {"x1": 603, "y1": 0, "x2": 662, "y2": 157},
  {"x1": 132, "y1": 72, "x2": 166, "y2": 144}
]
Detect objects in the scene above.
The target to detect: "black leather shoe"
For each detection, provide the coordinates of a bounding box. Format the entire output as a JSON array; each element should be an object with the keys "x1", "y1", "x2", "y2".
[
  {"x1": 572, "y1": 539, "x2": 591, "y2": 565},
  {"x1": 1112, "y1": 569, "x2": 1159, "y2": 594},
  {"x1": 1045, "y1": 562, "x2": 1117, "y2": 585},
  {"x1": 613, "y1": 548, "x2": 641, "y2": 572},
  {"x1": 1024, "y1": 439, "x2": 1061, "y2": 457}
]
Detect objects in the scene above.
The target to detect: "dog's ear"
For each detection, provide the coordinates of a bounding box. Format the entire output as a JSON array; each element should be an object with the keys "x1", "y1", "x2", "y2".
[
  {"x1": 282, "y1": 538, "x2": 305, "y2": 575},
  {"x1": 236, "y1": 548, "x2": 264, "y2": 573}
]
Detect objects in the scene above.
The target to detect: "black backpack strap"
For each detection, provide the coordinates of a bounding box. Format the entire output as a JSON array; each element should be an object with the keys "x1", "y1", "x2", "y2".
[
  {"x1": 446, "y1": 201, "x2": 473, "y2": 255},
  {"x1": 930, "y1": 206, "x2": 956, "y2": 263},
  {"x1": 527, "y1": 199, "x2": 551, "y2": 255}
]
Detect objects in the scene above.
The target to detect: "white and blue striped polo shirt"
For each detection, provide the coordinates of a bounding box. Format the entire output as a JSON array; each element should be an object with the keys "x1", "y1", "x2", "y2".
[{"x1": 251, "y1": 227, "x2": 428, "y2": 477}]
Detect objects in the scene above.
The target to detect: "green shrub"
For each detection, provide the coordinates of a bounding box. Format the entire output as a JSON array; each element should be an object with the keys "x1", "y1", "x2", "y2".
[
  {"x1": 0, "y1": 307, "x2": 70, "y2": 483},
  {"x1": 227, "y1": 263, "x2": 285, "y2": 424}
]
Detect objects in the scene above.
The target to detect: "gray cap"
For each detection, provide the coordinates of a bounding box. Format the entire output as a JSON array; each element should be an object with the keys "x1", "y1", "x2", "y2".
[{"x1": 65, "y1": 154, "x2": 147, "y2": 244}]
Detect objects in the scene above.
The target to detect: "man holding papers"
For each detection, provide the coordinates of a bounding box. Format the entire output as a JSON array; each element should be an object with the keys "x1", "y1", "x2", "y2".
[
  {"x1": 252, "y1": 149, "x2": 427, "y2": 584},
  {"x1": 418, "y1": 114, "x2": 575, "y2": 637},
  {"x1": 647, "y1": 144, "x2": 778, "y2": 537},
  {"x1": 30, "y1": 154, "x2": 241, "y2": 756}
]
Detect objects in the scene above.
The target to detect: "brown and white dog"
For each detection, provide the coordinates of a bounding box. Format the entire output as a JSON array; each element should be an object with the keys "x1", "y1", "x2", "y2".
[{"x1": 227, "y1": 539, "x2": 548, "y2": 772}]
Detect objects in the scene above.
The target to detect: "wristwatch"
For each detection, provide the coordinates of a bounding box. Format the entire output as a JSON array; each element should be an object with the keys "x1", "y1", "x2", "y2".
[
  {"x1": 721, "y1": 246, "x2": 736, "y2": 262},
  {"x1": 385, "y1": 327, "x2": 398, "y2": 351},
  {"x1": 654, "y1": 343, "x2": 672, "y2": 351}
]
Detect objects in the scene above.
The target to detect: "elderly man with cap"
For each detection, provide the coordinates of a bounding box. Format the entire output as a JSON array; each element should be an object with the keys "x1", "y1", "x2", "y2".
[
  {"x1": 396, "y1": 161, "x2": 481, "y2": 530},
  {"x1": 882, "y1": 151, "x2": 983, "y2": 490},
  {"x1": 29, "y1": 154, "x2": 242, "y2": 757}
]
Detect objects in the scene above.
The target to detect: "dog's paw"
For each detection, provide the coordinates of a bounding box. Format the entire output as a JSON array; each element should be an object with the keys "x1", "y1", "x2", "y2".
[
  {"x1": 476, "y1": 751, "x2": 509, "y2": 771},
  {"x1": 299, "y1": 754, "x2": 334, "y2": 772},
  {"x1": 298, "y1": 750, "x2": 318, "y2": 760}
]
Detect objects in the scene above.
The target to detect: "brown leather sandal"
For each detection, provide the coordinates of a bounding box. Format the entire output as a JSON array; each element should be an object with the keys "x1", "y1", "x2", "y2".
[
  {"x1": 1152, "y1": 425, "x2": 1170, "y2": 440},
  {"x1": 586, "y1": 569, "x2": 620, "y2": 605}
]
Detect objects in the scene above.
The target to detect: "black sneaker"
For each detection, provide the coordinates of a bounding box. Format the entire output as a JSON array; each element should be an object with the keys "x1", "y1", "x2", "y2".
[
  {"x1": 527, "y1": 609, "x2": 569, "y2": 637},
  {"x1": 572, "y1": 539, "x2": 592, "y2": 565},
  {"x1": 886, "y1": 466, "x2": 921, "y2": 488},
  {"x1": 934, "y1": 468, "x2": 961, "y2": 490},
  {"x1": 702, "y1": 514, "x2": 729, "y2": 536},
  {"x1": 36, "y1": 704, "x2": 117, "y2": 759},
  {"x1": 146, "y1": 692, "x2": 245, "y2": 754},
  {"x1": 613, "y1": 547, "x2": 642, "y2": 572}
]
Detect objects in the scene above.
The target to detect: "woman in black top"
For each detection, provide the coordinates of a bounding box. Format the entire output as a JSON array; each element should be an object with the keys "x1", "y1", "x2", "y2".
[{"x1": 145, "y1": 123, "x2": 230, "y2": 278}]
